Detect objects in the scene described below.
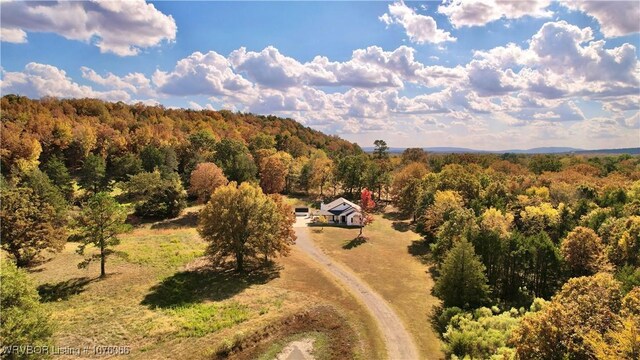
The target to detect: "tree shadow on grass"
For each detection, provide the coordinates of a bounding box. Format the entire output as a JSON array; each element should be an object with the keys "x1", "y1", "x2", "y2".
[
  {"x1": 392, "y1": 221, "x2": 411, "y2": 232},
  {"x1": 407, "y1": 240, "x2": 431, "y2": 262},
  {"x1": 151, "y1": 211, "x2": 199, "y2": 230},
  {"x1": 382, "y1": 211, "x2": 409, "y2": 221},
  {"x1": 141, "y1": 263, "x2": 281, "y2": 309},
  {"x1": 38, "y1": 277, "x2": 97, "y2": 302},
  {"x1": 342, "y1": 236, "x2": 367, "y2": 250}
]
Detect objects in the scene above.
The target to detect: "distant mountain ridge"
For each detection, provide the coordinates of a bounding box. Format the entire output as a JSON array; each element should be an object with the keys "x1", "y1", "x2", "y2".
[{"x1": 362, "y1": 146, "x2": 640, "y2": 155}]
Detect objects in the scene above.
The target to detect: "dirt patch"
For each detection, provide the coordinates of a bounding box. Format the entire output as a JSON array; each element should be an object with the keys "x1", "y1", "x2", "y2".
[
  {"x1": 275, "y1": 338, "x2": 315, "y2": 360},
  {"x1": 214, "y1": 305, "x2": 356, "y2": 360}
]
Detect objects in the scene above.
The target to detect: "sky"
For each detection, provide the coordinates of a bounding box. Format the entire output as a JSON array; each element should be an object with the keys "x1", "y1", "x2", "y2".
[{"x1": 1, "y1": 0, "x2": 639, "y2": 150}]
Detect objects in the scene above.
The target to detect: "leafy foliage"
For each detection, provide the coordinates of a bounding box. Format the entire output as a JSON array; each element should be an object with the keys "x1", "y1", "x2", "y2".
[
  {"x1": 124, "y1": 171, "x2": 187, "y2": 219},
  {"x1": 359, "y1": 188, "x2": 375, "y2": 237},
  {"x1": 0, "y1": 259, "x2": 53, "y2": 357},
  {"x1": 512, "y1": 273, "x2": 626, "y2": 360},
  {"x1": 198, "y1": 182, "x2": 296, "y2": 271},
  {"x1": 188, "y1": 162, "x2": 228, "y2": 203},
  {"x1": 1, "y1": 187, "x2": 66, "y2": 267}
]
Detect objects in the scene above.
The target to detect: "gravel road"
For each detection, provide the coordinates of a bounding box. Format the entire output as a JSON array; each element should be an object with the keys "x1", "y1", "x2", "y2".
[{"x1": 293, "y1": 218, "x2": 420, "y2": 360}]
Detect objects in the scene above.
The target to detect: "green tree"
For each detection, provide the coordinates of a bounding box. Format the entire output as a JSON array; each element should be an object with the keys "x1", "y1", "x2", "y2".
[
  {"x1": 336, "y1": 154, "x2": 369, "y2": 196},
  {"x1": 0, "y1": 259, "x2": 53, "y2": 358},
  {"x1": 78, "y1": 153, "x2": 107, "y2": 193},
  {"x1": 373, "y1": 139, "x2": 389, "y2": 159},
  {"x1": 214, "y1": 139, "x2": 257, "y2": 183},
  {"x1": 41, "y1": 155, "x2": 73, "y2": 200},
  {"x1": 74, "y1": 192, "x2": 130, "y2": 278},
  {"x1": 528, "y1": 154, "x2": 562, "y2": 175},
  {"x1": 108, "y1": 153, "x2": 143, "y2": 182},
  {"x1": 140, "y1": 144, "x2": 164, "y2": 172},
  {"x1": 434, "y1": 238, "x2": 489, "y2": 308},
  {"x1": 124, "y1": 171, "x2": 187, "y2": 219},
  {"x1": 1, "y1": 187, "x2": 66, "y2": 267},
  {"x1": 249, "y1": 133, "x2": 276, "y2": 153},
  {"x1": 19, "y1": 168, "x2": 68, "y2": 217},
  {"x1": 198, "y1": 182, "x2": 296, "y2": 272}
]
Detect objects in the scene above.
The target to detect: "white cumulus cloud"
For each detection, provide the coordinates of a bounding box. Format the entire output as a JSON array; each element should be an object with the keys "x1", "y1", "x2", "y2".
[
  {"x1": 0, "y1": 0, "x2": 176, "y2": 56},
  {"x1": 562, "y1": 1, "x2": 640, "y2": 38},
  {"x1": 1, "y1": 62, "x2": 129, "y2": 101},
  {"x1": 380, "y1": 1, "x2": 456, "y2": 44},
  {"x1": 438, "y1": 0, "x2": 552, "y2": 28}
]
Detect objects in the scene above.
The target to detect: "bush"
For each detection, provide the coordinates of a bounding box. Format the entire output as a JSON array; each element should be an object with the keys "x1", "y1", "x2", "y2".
[
  {"x1": 443, "y1": 308, "x2": 520, "y2": 359},
  {"x1": 124, "y1": 171, "x2": 187, "y2": 219},
  {"x1": 0, "y1": 259, "x2": 53, "y2": 358}
]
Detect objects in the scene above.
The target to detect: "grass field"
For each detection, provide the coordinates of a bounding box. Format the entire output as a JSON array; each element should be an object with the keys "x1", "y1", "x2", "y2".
[
  {"x1": 308, "y1": 208, "x2": 445, "y2": 359},
  {"x1": 27, "y1": 205, "x2": 385, "y2": 359}
]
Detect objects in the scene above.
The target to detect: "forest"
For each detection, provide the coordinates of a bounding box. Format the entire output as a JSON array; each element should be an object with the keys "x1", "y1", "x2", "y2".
[{"x1": 1, "y1": 95, "x2": 639, "y2": 359}]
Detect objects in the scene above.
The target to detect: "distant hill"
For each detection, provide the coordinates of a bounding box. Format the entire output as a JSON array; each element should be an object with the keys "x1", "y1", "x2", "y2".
[{"x1": 363, "y1": 146, "x2": 640, "y2": 155}]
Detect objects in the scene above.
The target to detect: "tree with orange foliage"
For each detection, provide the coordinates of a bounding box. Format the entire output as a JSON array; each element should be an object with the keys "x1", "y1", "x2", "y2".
[
  {"x1": 359, "y1": 188, "x2": 375, "y2": 237},
  {"x1": 259, "y1": 152, "x2": 291, "y2": 194},
  {"x1": 188, "y1": 162, "x2": 228, "y2": 203}
]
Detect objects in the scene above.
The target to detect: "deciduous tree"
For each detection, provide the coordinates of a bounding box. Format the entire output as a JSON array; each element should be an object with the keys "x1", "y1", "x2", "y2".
[
  {"x1": 198, "y1": 182, "x2": 296, "y2": 272},
  {"x1": 513, "y1": 273, "x2": 624, "y2": 360},
  {"x1": 124, "y1": 171, "x2": 187, "y2": 219},
  {"x1": 1, "y1": 187, "x2": 66, "y2": 267},
  {"x1": 189, "y1": 162, "x2": 228, "y2": 203},
  {"x1": 561, "y1": 226, "x2": 607, "y2": 276},
  {"x1": 359, "y1": 188, "x2": 375, "y2": 237},
  {"x1": 0, "y1": 259, "x2": 53, "y2": 356},
  {"x1": 259, "y1": 153, "x2": 288, "y2": 194}
]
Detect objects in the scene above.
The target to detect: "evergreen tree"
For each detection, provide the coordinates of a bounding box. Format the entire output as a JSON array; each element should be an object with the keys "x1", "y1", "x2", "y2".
[
  {"x1": 434, "y1": 238, "x2": 489, "y2": 308},
  {"x1": 78, "y1": 153, "x2": 107, "y2": 193},
  {"x1": 74, "y1": 192, "x2": 130, "y2": 278},
  {"x1": 41, "y1": 155, "x2": 74, "y2": 200}
]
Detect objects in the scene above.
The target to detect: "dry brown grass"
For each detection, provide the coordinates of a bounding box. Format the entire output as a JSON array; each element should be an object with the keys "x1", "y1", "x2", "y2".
[
  {"x1": 27, "y1": 209, "x2": 385, "y2": 359},
  {"x1": 308, "y1": 208, "x2": 445, "y2": 359}
]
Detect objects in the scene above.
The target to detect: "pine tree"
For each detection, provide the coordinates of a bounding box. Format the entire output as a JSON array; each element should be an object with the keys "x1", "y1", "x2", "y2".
[
  {"x1": 434, "y1": 238, "x2": 489, "y2": 308},
  {"x1": 74, "y1": 193, "x2": 130, "y2": 278}
]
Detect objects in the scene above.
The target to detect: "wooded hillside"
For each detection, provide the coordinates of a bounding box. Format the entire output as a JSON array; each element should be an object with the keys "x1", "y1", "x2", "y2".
[{"x1": 0, "y1": 95, "x2": 360, "y2": 175}]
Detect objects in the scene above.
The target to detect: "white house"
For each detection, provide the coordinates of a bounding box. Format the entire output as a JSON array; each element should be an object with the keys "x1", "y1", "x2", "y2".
[{"x1": 317, "y1": 197, "x2": 363, "y2": 226}]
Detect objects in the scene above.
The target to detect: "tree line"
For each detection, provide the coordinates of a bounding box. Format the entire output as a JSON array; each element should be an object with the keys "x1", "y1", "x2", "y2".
[{"x1": 388, "y1": 148, "x2": 639, "y2": 359}]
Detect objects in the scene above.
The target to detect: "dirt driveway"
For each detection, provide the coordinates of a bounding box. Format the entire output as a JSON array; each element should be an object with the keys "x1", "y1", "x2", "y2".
[{"x1": 293, "y1": 217, "x2": 419, "y2": 360}]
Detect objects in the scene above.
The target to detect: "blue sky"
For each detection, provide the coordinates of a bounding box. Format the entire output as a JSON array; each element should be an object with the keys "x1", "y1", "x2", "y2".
[{"x1": 1, "y1": 1, "x2": 639, "y2": 150}]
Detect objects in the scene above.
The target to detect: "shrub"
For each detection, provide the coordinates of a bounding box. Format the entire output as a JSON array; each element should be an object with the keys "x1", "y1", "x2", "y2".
[{"x1": 0, "y1": 259, "x2": 53, "y2": 358}]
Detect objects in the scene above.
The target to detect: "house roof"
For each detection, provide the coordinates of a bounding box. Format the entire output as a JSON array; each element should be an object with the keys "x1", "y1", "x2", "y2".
[{"x1": 323, "y1": 197, "x2": 361, "y2": 211}]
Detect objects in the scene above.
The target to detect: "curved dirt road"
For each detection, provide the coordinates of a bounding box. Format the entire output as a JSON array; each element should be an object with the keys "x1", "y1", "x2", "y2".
[{"x1": 294, "y1": 219, "x2": 419, "y2": 360}]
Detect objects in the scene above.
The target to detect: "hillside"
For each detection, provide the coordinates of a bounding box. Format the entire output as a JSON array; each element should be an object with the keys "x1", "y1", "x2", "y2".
[{"x1": 0, "y1": 95, "x2": 360, "y2": 174}]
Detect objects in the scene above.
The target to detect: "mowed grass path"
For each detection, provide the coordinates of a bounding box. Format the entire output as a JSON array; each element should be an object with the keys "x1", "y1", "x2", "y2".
[
  {"x1": 28, "y1": 207, "x2": 384, "y2": 359},
  {"x1": 308, "y1": 210, "x2": 444, "y2": 359}
]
